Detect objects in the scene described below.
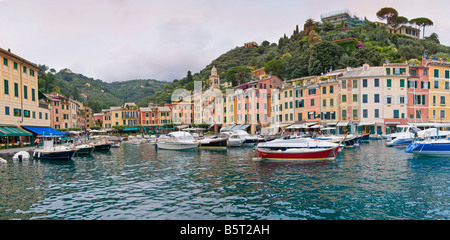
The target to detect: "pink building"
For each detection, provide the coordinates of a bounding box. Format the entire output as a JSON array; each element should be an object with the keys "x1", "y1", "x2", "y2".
[{"x1": 407, "y1": 64, "x2": 430, "y2": 123}]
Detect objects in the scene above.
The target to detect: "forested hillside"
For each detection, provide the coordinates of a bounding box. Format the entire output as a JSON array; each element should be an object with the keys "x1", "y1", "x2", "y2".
[{"x1": 38, "y1": 7, "x2": 450, "y2": 110}]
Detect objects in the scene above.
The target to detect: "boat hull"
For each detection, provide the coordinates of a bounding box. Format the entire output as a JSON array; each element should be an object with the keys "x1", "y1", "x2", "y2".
[
  {"x1": 256, "y1": 146, "x2": 339, "y2": 162},
  {"x1": 94, "y1": 143, "x2": 112, "y2": 151},
  {"x1": 406, "y1": 141, "x2": 450, "y2": 157},
  {"x1": 75, "y1": 146, "x2": 95, "y2": 155},
  {"x1": 33, "y1": 149, "x2": 77, "y2": 160},
  {"x1": 199, "y1": 138, "x2": 228, "y2": 149},
  {"x1": 157, "y1": 142, "x2": 198, "y2": 150},
  {"x1": 228, "y1": 139, "x2": 244, "y2": 147}
]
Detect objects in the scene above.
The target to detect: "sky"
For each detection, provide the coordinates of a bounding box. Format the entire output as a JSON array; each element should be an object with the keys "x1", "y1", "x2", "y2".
[{"x1": 1, "y1": 0, "x2": 449, "y2": 82}]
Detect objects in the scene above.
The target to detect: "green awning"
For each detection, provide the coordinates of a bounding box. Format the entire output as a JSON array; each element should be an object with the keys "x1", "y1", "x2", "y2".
[
  {"x1": 0, "y1": 126, "x2": 33, "y2": 137},
  {"x1": 123, "y1": 127, "x2": 140, "y2": 131}
]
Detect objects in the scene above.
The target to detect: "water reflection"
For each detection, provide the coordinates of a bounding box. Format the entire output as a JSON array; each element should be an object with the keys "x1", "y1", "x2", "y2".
[{"x1": 1, "y1": 140, "x2": 450, "y2": 220}]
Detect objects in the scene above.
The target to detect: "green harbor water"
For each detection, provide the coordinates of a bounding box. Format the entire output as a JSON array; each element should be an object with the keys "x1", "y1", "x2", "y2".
[{"x1": 1, "y1": 140, "x2": 450, "y2": 220}]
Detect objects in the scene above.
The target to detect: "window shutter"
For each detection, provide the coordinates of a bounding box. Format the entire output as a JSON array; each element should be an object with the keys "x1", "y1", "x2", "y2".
[
  {"x1": 422, "y1": 95, "x2": 426, "y2": 105},
  {"x1": 384, "y1": 96, "x2": 388, "y2": 104}
]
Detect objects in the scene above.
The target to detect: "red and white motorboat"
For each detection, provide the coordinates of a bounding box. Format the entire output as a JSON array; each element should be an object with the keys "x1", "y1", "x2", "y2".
[{"x1": 255, "y1": 138, "x2": 340, "y2": 162}]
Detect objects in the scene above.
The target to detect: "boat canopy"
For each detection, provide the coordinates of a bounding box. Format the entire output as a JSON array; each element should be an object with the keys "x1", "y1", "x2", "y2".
[
  {"x1": 337, "y1": 122, "x2": 349, "y2": 126},
  {"x1": 22, "y1": 126, "x2": 66, "y2": 137}
]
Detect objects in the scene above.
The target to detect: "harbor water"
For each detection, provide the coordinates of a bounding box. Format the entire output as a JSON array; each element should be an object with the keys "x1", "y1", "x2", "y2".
[{"x1": 1, "y1": 140, "x2": 450, "y2": 220}]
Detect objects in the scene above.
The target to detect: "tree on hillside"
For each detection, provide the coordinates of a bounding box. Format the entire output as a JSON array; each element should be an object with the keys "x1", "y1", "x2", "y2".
[
  {"x1": 376, "y1": 7, "x2": 398, "y2": 26},
  {"x1": 225, "y1": 66, "x2": 251, "y2": 86},
  {"x1": 346, "y1": 47, "x2": 386, "y2": 67},
  {"x1": 390, "y1": 16, "x2": 409, "y2": 29},
  {"x1": 307, "y1": 41, "x2": 344, "y2": 76},
  {"x1": 410, "y1": 17, "x2": 434, "y2": 39},
  {"x1": 264, "y1": 59, "x2": 283, "y2": 79},
  {"x1": 304, "y1": 18, "x2": 317, "y2": 36}
]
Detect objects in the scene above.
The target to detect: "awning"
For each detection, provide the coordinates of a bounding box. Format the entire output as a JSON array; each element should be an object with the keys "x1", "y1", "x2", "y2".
[
  {"x1": 278, "y1": 124, "x2": 292, "y2": 129},
  {"x1": 123, "y1": 127, "x2": 140, "y2": 131},
  {"x1": 358, "y1": 122, "x2": 375, "y2": 126},
  {"x1": 22, "y1": 126, "x2": 66, "y2": 137},
  {"x1": 287, "y1": 124, "x2": 307, "y2": 129},
  {"x1": 385, "y1": 121, "x2": 401, "y2": 125},
  {"x1": 220, "y1": 124, "x2": 236, "y2": 131},
  {"x1": 337, "y1": 122, "x2": 349, "y2": 126},
  {"x1": 0, "y1": 126, "x2": 32, "y2": 137}
]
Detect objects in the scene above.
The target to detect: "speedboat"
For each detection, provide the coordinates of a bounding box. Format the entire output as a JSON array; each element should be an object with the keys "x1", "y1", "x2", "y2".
[
  {"x1": 199, "y1": 135, "x2": 228, "y2": 149},
  {"x1": 255, "y1": 138, "x2": 340, "y2": 162},
  {"x1": 73, "y1": 144, "x2": 95, "y2": 155},
  {"x1": 90, "y1": 136, "x2": 112, "y2": 151},
  {"x1": 386, "y1": 128, "x2": 450, "y2": 147},
  {"x1": 224, "y1": 132, "x2": 245, "y2": 147},
  {"x1": 32, "y1": 141, "x2": 77, "y2": 160},
  {"x1": 156, "y1": 131, "x2": 199, "y2": 150},
  {"x1": 406, "y1": 137, "x2": 450, "y2": 157}
]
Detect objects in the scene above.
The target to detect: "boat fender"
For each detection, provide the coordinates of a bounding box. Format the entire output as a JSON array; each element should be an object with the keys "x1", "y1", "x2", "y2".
[{"x1": 73, "y1": 146, "x2": 76, "y2": 149}]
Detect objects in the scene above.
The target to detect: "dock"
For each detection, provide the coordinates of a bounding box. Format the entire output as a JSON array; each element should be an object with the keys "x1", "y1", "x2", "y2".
[{"x1": 0, "y1": 147, "x2": 35, "y2": 159}]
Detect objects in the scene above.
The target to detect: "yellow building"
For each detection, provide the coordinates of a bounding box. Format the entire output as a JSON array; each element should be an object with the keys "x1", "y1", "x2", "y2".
[
  {"x1": 426, "y1": 59, "x2": 450, "y2": 122},
  {"x1": 0, "y1": 47, "x2": 50, "y2": 128},
  {"x1": 101, "y1": 109, "x2": 112, "y2": 129},
  {"x1": 320, "y1": 70, "x2": 344, "y2": 126}
]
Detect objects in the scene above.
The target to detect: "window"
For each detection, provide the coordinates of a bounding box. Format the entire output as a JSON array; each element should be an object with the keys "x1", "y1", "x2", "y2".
[
  {"x1": 31, "y1": 88, "x2": 35, "y2": 101},
  {"x1": 4, "y1": 79, "x2": 9, "y2": 94},
  {"x1": 330, "y1": 86, "x2": 334, "y2": 93},
  {"x1": 353, "y1": 79, "x2": 358, "y2": 88},
  {"x1": 353, "y1": 109, "x2": 358, "y2": 118},
  {"x1": 23, "y1": 85, "x2": 28, "y2": 99},
  {"x1": 14, "y1": 108, "x2": 21, "y2": 117},
  {"x1": 374, "y1": 109, "x2": 379, "y2": 118},
  {"x1": 434, "y1": 69, "x2": 439, "y2": 78},
  {"x1": 5, "y1": 106, "x2": 10, "y2": 115},
  {"x1": 441, "y1": 110, "x2": 446, "y2": 119},
  {"x1": 434, "y1": 80, "x2": 439, "y2": 89},
  {"x1": 446, "y1": 81, "x2": 449, "y2": 90},
  {"x1": 323, "y1": 99, "x2": 326, "y2": 107},
  {"x1": 374, "y1": 78, "x2": 379, "y2": 87},
  {"x1": 424, "y1": 69, "x2": 428, "y2": 76},
  {"x1": 353, "y1": 94, "x2": 357, "y2": 102},
  {"x1": 411, "y1": 70, "x2": 417, "y2": 76},
  {"x1": 433, "y1": 95, "x2": 437, "y2": 105},
  {"x1": 30, "y1": 70, "x2": 35, "y2": 77},
  {"x1": 13, "y1": 62, "x2": 17, "y2": 70},
  {"x1": 363, "y1": 109, "x2": 368, "y2": 118},
  {"x1": 433, "y1": 110, "x2": 436, "y2": 118},
  {"x1": 3, "y1": 57, "x2": 8, "y2": 66},
  {"x1": 386, "y1": 68, "x2": 391, "y2": 75},
  {"x1": 387, "y1": 79, "x2": 392, "y2": 87},
  {"x1": 311, "y1": 99, "x2": 314, "y2": 106},
  {"x1": 400, "y1": 79, "x2": 405, "y2": 88},
  {"x1": 342, "y1": 110, "x2": 347, "y2": 119},
  {"x1": 362, "y1": 94, "x2": 368, "y2": 103},
  {"x1": 441, "y1": 96, "x2": 446, "y2": 105},
  {"x1": 24, "y1": 110, "x2": 30, "y2": 118},
  {"x1": 374, "y1": 94, "x2": 380, "y2": 103},
  {"x1": 322, "y1": 87, "x2": 326, "y2": 94},
  {"x1": 446, "y1": 70, "x2": 450, "y2": 79},
  {"x1": 386, "y1": 96, "x2": 392, "y2": 104},
  {"x1": 330, "y1": 98, "x2": 334, "y2": 106},
  {"x1": 363, "y1": 79, "x2": 368, "y2": 87},
  {"x1": 342, "y1": 94, "x2": 347, "y2": 103},
  {"x1": 393, "y1": 110, "x2": 399, "y2": 118},
  {"x1": 399, "y1": 96, "x2": 405, "y2": 104},
  {"x1": 14, "y1": 82, "x2": 18, "y2": 97},
  {"x1": 23, "y1": 66, "x2": 27, "y2": 74},
  {"x1": 342, "y1": 80, "x2": 346, "y2": 88},
  {"x1": 416, "y1": 110, "x2": 422, "y2": 119}
]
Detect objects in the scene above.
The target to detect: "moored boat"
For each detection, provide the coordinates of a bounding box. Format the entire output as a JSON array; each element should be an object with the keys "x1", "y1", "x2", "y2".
[
  {"x1": 199, "y1": 135, "x2": 228, "y2": 149},
  {"x1": 405, "y1": 138, "x2": 450, "y2": 157},
  {"x1": 74, "y1": 144, "x2": 95, "y2": 155},
  {"x1": 156, "y1": 131, "x2": 199, "y2": 150},
  {"x1": 32, "y1": 141, "x2": 77, "y2": 160},
  {"x1": 255, "y1": 138, "x2": 340, "y2": 162}
]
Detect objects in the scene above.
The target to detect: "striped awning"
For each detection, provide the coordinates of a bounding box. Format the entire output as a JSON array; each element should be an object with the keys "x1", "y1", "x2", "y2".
[{"x1": 0, "y1": 126, "x2": 32, "y2": 137}]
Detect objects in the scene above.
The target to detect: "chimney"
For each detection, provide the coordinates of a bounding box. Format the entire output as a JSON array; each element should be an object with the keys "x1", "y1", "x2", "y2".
[{"x1": 8, "y1": 48, "x2": 10, "y2": 52}]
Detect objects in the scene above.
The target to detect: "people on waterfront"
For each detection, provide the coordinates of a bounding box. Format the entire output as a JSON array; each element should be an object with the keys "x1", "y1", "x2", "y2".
[{"x1": 34, "y1": 138, "x2": 40, "y2": 148}]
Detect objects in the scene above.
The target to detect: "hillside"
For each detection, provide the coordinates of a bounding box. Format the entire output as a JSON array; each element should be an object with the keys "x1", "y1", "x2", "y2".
[
  {"x1": 39, "y1": 12, "x2": 450, "y2": 111},
  {"x1": 37, "y1": 67, "x2": 167, "y2": 112}
]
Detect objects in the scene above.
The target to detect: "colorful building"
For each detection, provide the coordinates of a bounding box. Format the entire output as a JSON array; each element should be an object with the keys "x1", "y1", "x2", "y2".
[
  {"x1": 407, "y1": 63, "x2": 430, "y2": 124},
  {"x1": 0, "y1": 47, "x2": 50, "y2": 128},
  {"x1": 424, "y1": 58, "x2": 450, "y2": 123}
]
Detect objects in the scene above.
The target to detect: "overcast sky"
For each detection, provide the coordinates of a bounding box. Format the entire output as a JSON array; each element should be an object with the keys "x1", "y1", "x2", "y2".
[{"x1": 1, "y1": 0, "x2": 448, "y2": 82}]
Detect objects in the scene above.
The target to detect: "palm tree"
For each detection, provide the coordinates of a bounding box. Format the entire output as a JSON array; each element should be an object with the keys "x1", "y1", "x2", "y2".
[{"x1": 304, "y1": 18, "x2": 316, "y2": 36}]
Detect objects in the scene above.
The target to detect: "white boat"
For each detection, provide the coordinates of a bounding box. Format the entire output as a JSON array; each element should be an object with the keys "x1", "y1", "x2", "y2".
[
  {"x1": 255, "y1": 138, "x2": 340, "y2": 162},
  {"x1": 222, "y1": 131, "x2": 245, "y2": 147},
  {"x1": 199, "y1": 135, "x2": 228, "y2": 149},
  {"x1": 386, "y1": 128, "x2": 450, "y2": 147},
  {"x1": 73, "y1": 144, "x2": 95, "y2": 155},
  {"x1": 406, "y1": 137, "x2": 450, "y2": 157},
  {"x1": 156, "y1": 131, "x2": 199, "y2": 150},
  {"x1": 32, "y1": 141, "x2": 77, "y2": 160},
  {"x1": 13, "y1": 151, "x2": 30, "y2": 161}
]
